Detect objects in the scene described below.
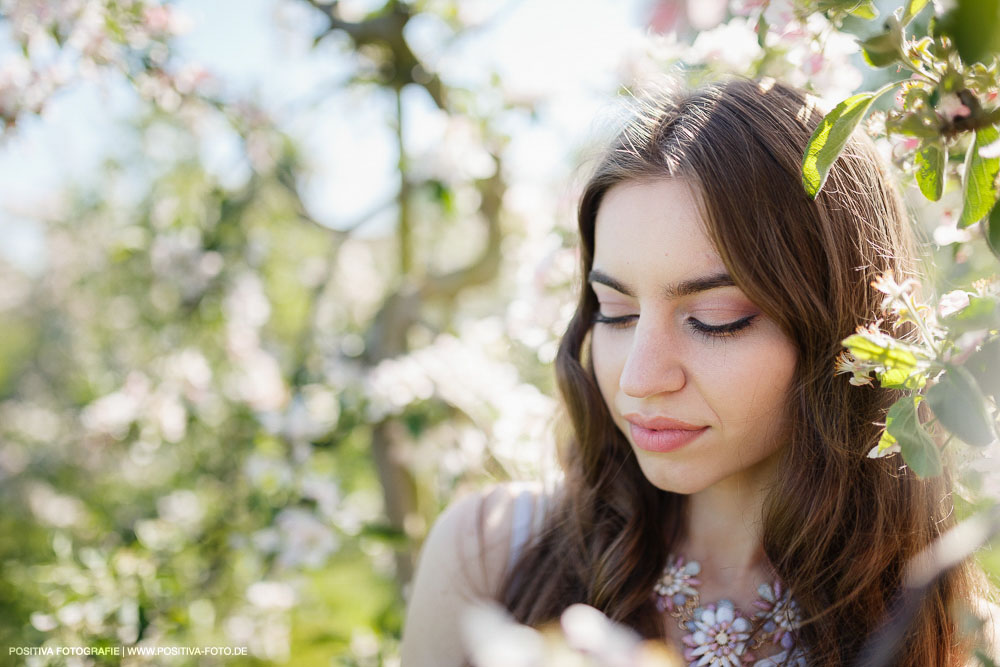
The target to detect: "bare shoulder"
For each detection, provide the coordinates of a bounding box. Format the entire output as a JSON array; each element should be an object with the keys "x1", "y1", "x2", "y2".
[
  {"x1": 411, "y1": 480, "x2": 550, "y2": 598},
  {"x1": 399, "y1": 481, "x2": 551, "y2": 667}
]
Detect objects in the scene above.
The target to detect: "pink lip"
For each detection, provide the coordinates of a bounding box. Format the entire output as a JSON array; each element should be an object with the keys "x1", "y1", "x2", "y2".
[
  {"x1": 623, "y1": 414, "x2": 707, "y2": 453},
  {"x1": 623, "y1": 414, "x2": 704, "y2": 431}
]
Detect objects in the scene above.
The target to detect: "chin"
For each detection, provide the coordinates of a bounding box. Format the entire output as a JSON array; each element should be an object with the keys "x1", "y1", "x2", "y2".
[{"x1": 632, "y1": 455, "x2": 709, "y2": 495}]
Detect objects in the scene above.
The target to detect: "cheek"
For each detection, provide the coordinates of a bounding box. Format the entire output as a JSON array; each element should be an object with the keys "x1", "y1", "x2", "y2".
[{"x1": 709, "y1": 341, "x2": 797, "y2": 427}]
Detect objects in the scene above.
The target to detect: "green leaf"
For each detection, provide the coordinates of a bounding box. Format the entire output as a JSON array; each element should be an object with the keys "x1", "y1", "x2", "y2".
[
  {"x1": 915, "y1": 141, "x2": 946, "y2": 201},
  {"x1": 935, "y1": 0, "x2": 1000, "y2": 66},
  {"x1": 968, "y1": 337, "x2": 1000, "y2": 401},
  {"x1": 755, "y1": 12, "x2": 769, "y2": 48},
  {"x1": 359, "y1": 522, "x2": 409, "y2": 547},
  {"x1": 860, "y1": 12, "x2": 905, "y2": 67},
  {"x1": 974, "y1": 648, "x2": 998, "y2": 667},
  {"x1": 901, "y1": 0, "x2": 930, "y2": 25},
  {"x1": 877, "y1": 368, "x2": 910, "y2": 388},
  {"x1": 842, "y1": 333, "x2": 921, "y2": 373},
  {"x1": 802, "y1": 82, "x2": 901, "y2": 199},
  {"x1": 877, "y1": 367, "x2": 927, "y2": 389},
  {"x1": 959, "y1": 126, "x2": 1000, "y2": 228},
  {"x1": 816, "y1": 0, "x2": 874, "y2": 12},
  {"x1": 861, "y1": 30, "x2": 903, "y2": 67},
  {"x1": 875, "y1": 426, "x2": 898, "y2": 455},
  {"x1": 848, "y1": 0, "x2": 880, "y2": 19},
  {"x1": 886, "y1": 395, "x2": 943, "y2": 477},
  {"x1": 987, "y1": 198, "x2": 1000, "y2": 261},
  {"x1": 429, "y1": 180, "x2": 455, "y2": 214},
  {"x1": 926, "y1": 366, "x2": 997, "y2": 447},
  {"x1": 891, "y1": 112, "x2": 942, "y2": 138}
]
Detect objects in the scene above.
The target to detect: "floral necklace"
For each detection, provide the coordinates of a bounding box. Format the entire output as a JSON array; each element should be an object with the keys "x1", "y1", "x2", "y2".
[{"x1": 652, "y1": 554, "x2": 807, "y2": 667}]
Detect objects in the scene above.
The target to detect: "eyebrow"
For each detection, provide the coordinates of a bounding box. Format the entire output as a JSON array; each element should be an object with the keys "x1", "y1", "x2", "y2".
[{"x1": 587, "y1": 268, "x2": 736, "y2": 299}]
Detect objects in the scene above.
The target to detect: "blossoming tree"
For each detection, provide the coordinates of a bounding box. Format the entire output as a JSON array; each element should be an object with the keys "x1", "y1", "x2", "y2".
[{"x1": 2, "y1": 0, "x2": 999, "y2": 665}]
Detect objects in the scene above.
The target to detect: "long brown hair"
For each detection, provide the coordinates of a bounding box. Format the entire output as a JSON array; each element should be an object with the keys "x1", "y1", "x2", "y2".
[{"x1": 494, "y1": 77, "x2": 989, "y2": 665}]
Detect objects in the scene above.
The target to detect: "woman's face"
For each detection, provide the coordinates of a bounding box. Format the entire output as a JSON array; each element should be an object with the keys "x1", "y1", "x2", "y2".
[{"x1": 590, "y1": 178, "x2": 798, "y2": 495}]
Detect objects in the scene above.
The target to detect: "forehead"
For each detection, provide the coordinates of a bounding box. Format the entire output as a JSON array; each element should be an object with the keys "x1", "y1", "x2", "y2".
[{"x1": 593, "y1": 179, "x2": 725, "y2": 278}]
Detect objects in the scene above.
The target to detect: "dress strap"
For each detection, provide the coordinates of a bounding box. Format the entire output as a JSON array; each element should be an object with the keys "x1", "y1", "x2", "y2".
[{"x1": 507, "y1": 486, "x2": 537, "y2": 571}]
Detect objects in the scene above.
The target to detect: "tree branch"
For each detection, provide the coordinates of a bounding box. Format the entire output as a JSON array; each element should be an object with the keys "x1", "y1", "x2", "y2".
[
  {"x1": 305, "y1": 0, "x2": 446, "y2": 109},
  {"x1": 419, "y1": 164, "x2": 504, "y2": 301}
]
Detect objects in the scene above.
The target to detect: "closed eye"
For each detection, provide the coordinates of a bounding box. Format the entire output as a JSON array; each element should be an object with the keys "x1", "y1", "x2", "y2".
[
  {"x1": 591, "y1": 313, "x2": 636, "y2": 328},
  {"x1": 687, "y1": 315, "x2": 757, "y2": 338},
  {"x1": 592, "y1": 313, "x2": 757, "y2": 339}
]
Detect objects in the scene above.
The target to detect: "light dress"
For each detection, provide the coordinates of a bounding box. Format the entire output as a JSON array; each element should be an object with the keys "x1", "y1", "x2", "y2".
[{"x1": 505, "y1": 488, "x2": 807, "y2": 667}]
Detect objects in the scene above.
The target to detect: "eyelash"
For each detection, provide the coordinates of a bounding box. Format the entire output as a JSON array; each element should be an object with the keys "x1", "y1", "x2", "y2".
[{"x1": 591, "y1": 313, "x2": 757, "y2": 338}]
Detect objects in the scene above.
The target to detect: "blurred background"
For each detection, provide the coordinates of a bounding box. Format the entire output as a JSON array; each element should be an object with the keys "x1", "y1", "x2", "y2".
[{"x1": 1, "y1": 0, "x2": 998, "y2": 664}]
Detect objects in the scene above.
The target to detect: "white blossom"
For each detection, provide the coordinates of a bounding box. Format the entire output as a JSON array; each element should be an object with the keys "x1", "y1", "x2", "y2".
[
  {"x1": 157, "y1": 489, "x2": 204, "y2": 531},
  {"x1": 938, "y1": 290, "x2": 971, "y2": 318},
  {"x1": 246, "y1": 581, "x2": 296, "y2": 610},
  {"x1": 561, "y1": 603, "x2": 642, "y2": 667},
  {"x1": 273, "y1": 507, "x2": 338, "y2": 569},
  {"x1": 938, "y1": 92, "x2": 971, "y2": 121},
  {"x1": 80, "y1": 372, "x2": 150, "y2": 440},
  {"x1": 461, "y1": 601, "x2": 545, "y2": 667},
  {"x1": 27, "y1": 482, "x2": 87, "y2": 528},
  {"x1": 688, "y1": 18, "x2": 763, "y2": 71}
]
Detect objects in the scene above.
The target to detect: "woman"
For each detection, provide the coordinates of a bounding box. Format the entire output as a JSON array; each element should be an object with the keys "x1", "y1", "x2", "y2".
[{"x1": 399, "y1": 77, "x2": 993, "y2": 666}]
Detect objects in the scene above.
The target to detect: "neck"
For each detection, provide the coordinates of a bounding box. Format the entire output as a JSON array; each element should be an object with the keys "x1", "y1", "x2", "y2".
[{"x1": 675, "y1": 455, "x2": 780, "y2": 589}]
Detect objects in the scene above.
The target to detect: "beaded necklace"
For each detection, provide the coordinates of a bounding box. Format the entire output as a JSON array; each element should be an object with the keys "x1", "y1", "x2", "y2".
[{"x1": 652, "y1": 554, "x2": 807, "y2": 667}]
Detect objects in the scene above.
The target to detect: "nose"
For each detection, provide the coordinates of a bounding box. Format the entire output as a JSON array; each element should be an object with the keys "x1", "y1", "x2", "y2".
[{"x1": 618, "y1": 319, "x2": 686, "y2": 398}]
